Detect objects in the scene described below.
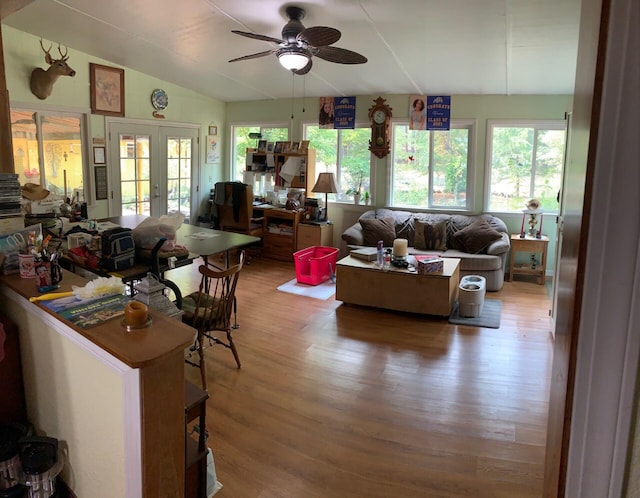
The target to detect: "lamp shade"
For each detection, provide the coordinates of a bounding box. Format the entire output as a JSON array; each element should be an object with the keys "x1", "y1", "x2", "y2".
[{"x1": 312, "y1": 172, "x2": 338, "y2": 194}]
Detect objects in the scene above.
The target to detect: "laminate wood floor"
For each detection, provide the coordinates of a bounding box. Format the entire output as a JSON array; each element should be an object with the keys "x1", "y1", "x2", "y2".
[{"x1": 170, "y1": 256, "x2": 553, "y2": 498}]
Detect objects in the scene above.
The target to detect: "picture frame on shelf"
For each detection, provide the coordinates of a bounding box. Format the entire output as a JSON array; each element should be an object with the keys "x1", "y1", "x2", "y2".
[
  {"x1": 299, "y1": 140, "x2": 310, "y2": 152},
  {"x1": 266, "y1": 142, "x2": 275, "y2": 153},
  {"x1": 282, "y1": 141, "x2": 292, "y2": 153},
  {"x1": 257, "y1": 140, "x2": 267, "y2": 152},
  {"x1": 291, "y1": 141, "x2": 300, "y2": 152},
  {"x1": 90, "y1": 63, "x2": 125, "y2": 117},
  {"x1": 274, "y1": 141, "x2": 284, "y2": 153}
]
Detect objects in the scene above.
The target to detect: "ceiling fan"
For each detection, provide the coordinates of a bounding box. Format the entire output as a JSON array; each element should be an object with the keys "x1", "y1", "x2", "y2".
[{"x1": 229, "y1": 6, "x2": 367, "y2": 75}]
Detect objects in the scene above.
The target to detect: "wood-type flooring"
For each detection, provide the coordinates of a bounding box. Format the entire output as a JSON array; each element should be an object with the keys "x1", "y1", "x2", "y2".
[{"x1": 168, "y1": 255, "x2": 553, "y2": 498}]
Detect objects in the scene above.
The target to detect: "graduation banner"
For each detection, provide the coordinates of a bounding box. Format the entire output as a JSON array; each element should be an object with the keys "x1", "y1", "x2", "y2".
[
  {"x1": 319, "y1": 97, "x2": 356, "y2": 129},
  {"x1": 426, "y1": 96, "x2": 451, "y2": 130}
]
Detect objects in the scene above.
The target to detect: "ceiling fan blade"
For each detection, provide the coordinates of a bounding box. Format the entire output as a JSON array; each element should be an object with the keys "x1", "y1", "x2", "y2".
[
  {"x1": 228, "y1": 49, "x2": 276, "y2": 63},
  {"x1": 298, "y1": 26, "x2": 341, "y2": 47},
  {"x1": 293, "y1": 59, "x2": 313, "y2": 75},
  {"x1": 231, "y1": 30, "x2": 283, "y2": 45},
  {"x1": 315, "y1": 46, "x2": 367, "y2": 64}
]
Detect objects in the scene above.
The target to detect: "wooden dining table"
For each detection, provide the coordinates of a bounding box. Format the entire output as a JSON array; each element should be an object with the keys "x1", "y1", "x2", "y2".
[{"x1": 107, "y1": 214, "x2": 261, "y2": 266}]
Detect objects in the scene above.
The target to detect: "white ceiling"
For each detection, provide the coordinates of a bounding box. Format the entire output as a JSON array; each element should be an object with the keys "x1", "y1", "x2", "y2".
[{"x1": 3, "y1": 0, "x2": 581, "y2": 103}]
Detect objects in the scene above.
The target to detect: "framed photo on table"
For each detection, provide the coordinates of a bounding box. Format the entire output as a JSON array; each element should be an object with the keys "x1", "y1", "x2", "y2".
[{"x1": 90, "y1": 63, "x2": 125, "y2": 117}]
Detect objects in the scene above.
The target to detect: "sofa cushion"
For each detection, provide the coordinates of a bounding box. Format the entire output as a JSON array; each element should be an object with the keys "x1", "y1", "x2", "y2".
[
  {"x1": 452, "y1": 219, "x2": 503, "y2": 254},
  {"x1": 360, "y1": 217, "x2": 396, "y2": 246},
  {"x1": 414, "y1": 219, "x2": 447, "y2": 251}
]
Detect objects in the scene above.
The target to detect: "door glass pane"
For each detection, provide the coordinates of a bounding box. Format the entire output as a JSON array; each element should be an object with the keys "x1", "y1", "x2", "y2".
[
  {"x1": 119, "y1": 134, "x2": 150, "y2": 215},
  {"x1": 166, "y1": 137, "x2": 191, "y2": 221}
]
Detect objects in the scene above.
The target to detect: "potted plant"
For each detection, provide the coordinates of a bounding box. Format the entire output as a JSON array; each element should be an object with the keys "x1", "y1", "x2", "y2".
[
  {"x1": 362, "y1": 191, "x2": 370, "y2": 205},
  {"x1": 345, "y1": 174, "x2": 363, "y2": 204}
]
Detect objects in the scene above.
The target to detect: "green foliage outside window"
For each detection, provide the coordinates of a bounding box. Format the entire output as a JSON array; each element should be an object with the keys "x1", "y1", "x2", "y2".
[
  {"x1": 391, "y1": 123, "x2": 470, "y2": 209},
  {"x1": 305, "y1": 126, "x2": 370, "y2": 202},
  {"x1": 488, "y1": 125, "x2": 564, "y2": 212}
]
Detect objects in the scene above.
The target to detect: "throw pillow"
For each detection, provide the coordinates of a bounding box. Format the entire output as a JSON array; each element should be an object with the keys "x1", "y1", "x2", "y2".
[
  {"x1": 414, "y1": 220, "x2": 447, "y2": 251},
  {"x1": 452, "y1": 219, "x2": 502, "y2": 254},
  {"x1": 360, "y1": 217, "x2": 396, "y2": 246}
]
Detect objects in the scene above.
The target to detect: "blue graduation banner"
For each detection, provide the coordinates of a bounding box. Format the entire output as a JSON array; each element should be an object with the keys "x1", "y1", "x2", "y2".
[
  {"x1": 426, "y1": 96, "x2": 451, "y2": 130},
  {"x1": 333, "y1": 97, "x2": 356, "y2": 129}
]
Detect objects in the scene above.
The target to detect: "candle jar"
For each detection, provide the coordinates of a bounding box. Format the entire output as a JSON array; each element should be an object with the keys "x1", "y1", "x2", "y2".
[
  {"x1": 392, "y1": 238, "x2": 408, "y2": 259},
  {"x1": 124, "y1": 301, "x2": 149, "y2": 327}
]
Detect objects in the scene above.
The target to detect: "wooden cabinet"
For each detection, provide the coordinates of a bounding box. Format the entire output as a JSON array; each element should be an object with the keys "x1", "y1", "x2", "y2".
[
  {"x1": 297, "y1": 223, "x2": 334, "y2": 251},
  {"x1": 185, "y1": 380, "x2": 208, "y2": 498},
  {"x1": 508, "y1": 234, "x2": 549, "y2": 285},
  {"x1": 254, "y1": 207, "x2": 300, "y2": 261},
  {"x1": 245, "y1": 148, "x2": 316, "y2": 193}
]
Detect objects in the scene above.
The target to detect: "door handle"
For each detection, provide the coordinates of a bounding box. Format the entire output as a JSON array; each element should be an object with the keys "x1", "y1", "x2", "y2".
[{"x1": 153, "y1": 184, "x2": 159, "y2": 198}]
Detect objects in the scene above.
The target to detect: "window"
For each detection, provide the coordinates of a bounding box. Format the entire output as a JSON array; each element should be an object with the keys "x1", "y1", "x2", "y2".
[
  {"x1": 303, "y1": 125, "x2": 371, "y2": 202},
  {"x1": 390, "y1": 121, "x2": 473, "y2": 209},
  {"x1": 486, "y1": 121, "x2": 565, "y2": 212},
  {"x1": 231, "y1": 125, "x2": 288, "y2": 182},
  {"x1": 11, "y1": 109, "x2": 88, "y2": 200}
]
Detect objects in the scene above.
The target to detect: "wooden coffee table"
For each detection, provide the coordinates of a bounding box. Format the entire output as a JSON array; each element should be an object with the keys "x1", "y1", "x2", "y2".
[{"x1": 335, "y1": 256, "x2": 460, "y2": 316}]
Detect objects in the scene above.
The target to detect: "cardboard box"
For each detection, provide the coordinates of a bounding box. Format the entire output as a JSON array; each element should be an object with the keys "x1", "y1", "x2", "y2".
[{"x1": 415, "y1": 256, "x2": 444, "y2": 274}]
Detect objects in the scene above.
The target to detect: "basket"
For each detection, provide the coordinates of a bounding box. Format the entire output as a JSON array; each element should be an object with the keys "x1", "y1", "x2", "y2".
[{"x1": 293, "y1": 246, "x2": 339, "y2": 286}]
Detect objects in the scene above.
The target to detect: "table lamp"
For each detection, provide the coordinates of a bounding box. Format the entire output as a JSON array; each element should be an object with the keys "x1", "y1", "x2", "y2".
[{"x1": 311, "y1": 172, "x2": 338, "y2": 223}]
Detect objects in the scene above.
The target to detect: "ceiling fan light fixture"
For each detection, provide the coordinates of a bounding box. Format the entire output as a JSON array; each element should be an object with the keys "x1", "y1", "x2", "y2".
[{"x1": 277, "y1": 49, "x2": 309, "y2": 71}]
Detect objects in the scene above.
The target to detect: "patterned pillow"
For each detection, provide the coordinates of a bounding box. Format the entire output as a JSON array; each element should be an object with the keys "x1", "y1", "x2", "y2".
[
  {"x1": 414, "y1": 220, "x2": 447, "y2": 251},
  {"x1": 360, "y1": 217, "x2": 396, "y2": 246},
  {"x1": 452, "y1": 219, "x2": 502, "y2": 254}
]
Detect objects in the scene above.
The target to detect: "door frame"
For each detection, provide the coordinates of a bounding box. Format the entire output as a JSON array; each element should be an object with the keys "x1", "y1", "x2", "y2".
[{"x1": 105, "y1": 117, "x2": 200, "y2": 220}]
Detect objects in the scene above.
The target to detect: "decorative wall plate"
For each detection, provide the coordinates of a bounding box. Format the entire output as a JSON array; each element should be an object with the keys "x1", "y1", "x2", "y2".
[{"x1": 151, "y1": 88, "x2": 168, "y2": 111}]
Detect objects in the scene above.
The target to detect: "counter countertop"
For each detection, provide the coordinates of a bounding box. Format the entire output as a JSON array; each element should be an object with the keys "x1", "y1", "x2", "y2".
[{"x1": 1, "y1": 269, "x2": 194, "y2": 369}]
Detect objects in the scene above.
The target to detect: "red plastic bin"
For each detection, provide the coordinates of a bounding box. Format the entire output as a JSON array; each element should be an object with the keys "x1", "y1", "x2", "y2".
[{"x1": 293, "y1": 246, "x2": 339, "y2": 285}]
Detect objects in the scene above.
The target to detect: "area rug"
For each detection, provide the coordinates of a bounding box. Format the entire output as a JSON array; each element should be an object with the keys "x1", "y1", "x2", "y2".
[
  {"x1": 448, "y1": 299, "x2": 502, "y2": 328},
  {"x1": 277, "y1": 278, "x2": 336, "y2": 300}
]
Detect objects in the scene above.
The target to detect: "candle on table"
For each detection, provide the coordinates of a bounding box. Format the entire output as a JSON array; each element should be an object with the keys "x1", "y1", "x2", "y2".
[
  {"x1": 520, "y1": 213, "x2": 525, "y2": 235},
  {"x1": 393, "y1": 238, "x2": 408, "y2": 258},
  {"x1": 538, "y1": 213, "x2": 543, "y2": 236}
]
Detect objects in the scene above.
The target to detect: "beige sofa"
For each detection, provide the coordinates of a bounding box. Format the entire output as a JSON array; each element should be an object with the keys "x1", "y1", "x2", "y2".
[{"x1": 341, "y1": 209, "x2": 510, "y2": 291}]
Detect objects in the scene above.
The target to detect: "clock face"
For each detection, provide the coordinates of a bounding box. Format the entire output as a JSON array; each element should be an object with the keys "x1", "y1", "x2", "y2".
[
  {"x1": 373, "y1": 109, "x2": 386, "y2": 124},
  {"x1": 151, "y1": 89, "x2": 168, "y2": 111}
]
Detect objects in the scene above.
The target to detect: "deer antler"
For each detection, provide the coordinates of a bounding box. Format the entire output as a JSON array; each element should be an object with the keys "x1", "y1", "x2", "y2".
[
  {"x1": 39, "y1": 38, "x2": 52, "y2": 55},
  {"x1": 57, "y1": 44, "x2": 69, "y2": 61}
]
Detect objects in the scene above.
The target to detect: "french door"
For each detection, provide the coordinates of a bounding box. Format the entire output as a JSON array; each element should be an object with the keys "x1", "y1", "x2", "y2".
[{"x1": 108, "y1": 121, "x2": 199, "y2": 222}]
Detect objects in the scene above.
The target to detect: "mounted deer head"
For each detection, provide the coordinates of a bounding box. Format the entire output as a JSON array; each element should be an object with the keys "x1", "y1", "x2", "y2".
[{"x1": 29, "y1": 39, "x2": 76, "y2": 100}]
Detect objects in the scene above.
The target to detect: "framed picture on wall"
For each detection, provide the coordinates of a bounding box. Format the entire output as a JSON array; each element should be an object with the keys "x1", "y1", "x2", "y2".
[
  {"x1": 208, "y1": 125, "x2": 218, "y2": 136},
  {"x1": 90, "y1": 63, "x2": 125, "y2": 117},
  {"x1": 93, "y1": 146, "x2": 106, "y2": 164}
]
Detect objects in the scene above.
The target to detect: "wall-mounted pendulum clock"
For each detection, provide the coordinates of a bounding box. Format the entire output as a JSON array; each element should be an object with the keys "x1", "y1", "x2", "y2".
[{"x1": 368, "y1": 97, "x2": 392, "y2": 158}]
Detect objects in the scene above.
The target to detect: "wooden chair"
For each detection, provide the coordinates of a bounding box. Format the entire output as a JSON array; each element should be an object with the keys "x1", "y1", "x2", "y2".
[
  {"x1": 214, "y1": 181, "x2": 265, "y2": 238},
  {"x1": 181, "y1": 250, "x2": 245, "y2": 390}
]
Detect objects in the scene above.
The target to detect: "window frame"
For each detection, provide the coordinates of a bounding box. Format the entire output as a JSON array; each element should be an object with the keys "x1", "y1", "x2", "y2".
[
  {"x1": 388, "y1": 119, "x2": 476, "y2": 211},
  {"x1": 10, "y1": 105, "x2": 93, "y2": 203},
  {"x1": 484, "y1": 119, "x2": 566, "y2": 214},
  {"x1": 302, "y1": 121, "x2": 374, "y2": 204}
]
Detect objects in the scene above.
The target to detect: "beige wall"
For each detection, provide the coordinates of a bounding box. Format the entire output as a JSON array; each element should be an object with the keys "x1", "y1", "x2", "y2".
[{"x1": 2, "y1": 25, "x2": 226, "y2": 219}]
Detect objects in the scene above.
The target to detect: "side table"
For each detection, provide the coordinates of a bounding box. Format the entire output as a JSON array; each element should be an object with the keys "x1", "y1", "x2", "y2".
[
  {"x1": 296, "y1": 222, "x2": 334, "y2": 251},
  {"x1": 508, "y1": 234, "x2": 549, "y2": 285}
]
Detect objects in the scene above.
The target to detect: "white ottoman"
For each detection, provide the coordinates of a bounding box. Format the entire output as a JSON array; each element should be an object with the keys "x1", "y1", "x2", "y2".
[{"x1": 458, "y1": 275, "x2": 486, "y2": 318}]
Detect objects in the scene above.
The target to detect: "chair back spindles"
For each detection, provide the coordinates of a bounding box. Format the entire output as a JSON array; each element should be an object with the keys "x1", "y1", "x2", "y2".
[{"x1": 182, "y1": 251, "x2": 246, "y2": 390}]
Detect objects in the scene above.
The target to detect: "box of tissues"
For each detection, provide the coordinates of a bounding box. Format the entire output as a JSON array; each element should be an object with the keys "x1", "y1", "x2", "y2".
[{"x1": 415, "y1": 255, "x2": 444, "y2": 274}]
